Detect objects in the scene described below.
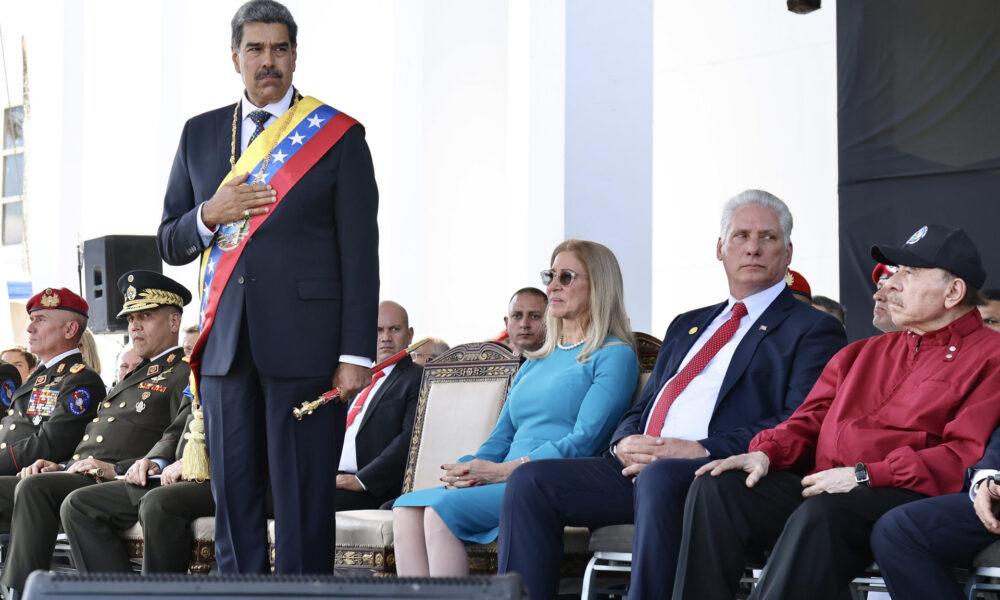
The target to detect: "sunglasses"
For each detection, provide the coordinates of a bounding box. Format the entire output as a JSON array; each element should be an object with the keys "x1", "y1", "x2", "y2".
[{"x1": 540, "y1": 269, "x2": 588, "y2": 287}]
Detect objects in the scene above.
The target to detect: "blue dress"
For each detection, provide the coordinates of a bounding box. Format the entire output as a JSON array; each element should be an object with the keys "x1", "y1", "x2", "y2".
[{"x1": 393, "y1": 338, "x2": 638, "y2": 543}]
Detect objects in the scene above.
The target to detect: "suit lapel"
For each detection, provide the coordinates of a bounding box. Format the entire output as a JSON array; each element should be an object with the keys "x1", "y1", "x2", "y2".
[
  {"x1": 639, "y1": 303, "x2": 727, "y2": 425},
  {"x1": 357, "y1": 358, "x2": 410, "y2": 433},
  {"x1": 715, "y1": 287, "x2": 795, "y2": 407},
  {"x1": 664, "y1": 302, "x2": 727, "y2": 379}
]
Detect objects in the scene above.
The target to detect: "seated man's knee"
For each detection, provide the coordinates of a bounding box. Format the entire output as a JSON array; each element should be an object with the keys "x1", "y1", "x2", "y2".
[
  {"x1": 688, "y1": 470, "x2": 745, "y2": 501},
  {"x1": 138, "y1": 489, "x2": 170, "y2": 525},
  {"x1": 506, "y1": 460, "x2": 564, "y2": 505},
  {"x1": 635, "y1": 459, "x2": 696, "y2": 496},
  {"x1": 12, "y1": 474, "x2": 46, "y2": 503},
  {"x1": 870, "y1": 505, "x2": 911, "y2": 555},
  {"x1": 59, "y1": 488, "x2": 86, "y2": 525}
]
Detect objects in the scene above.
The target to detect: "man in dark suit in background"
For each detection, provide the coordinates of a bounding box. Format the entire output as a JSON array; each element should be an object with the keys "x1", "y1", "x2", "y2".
[
  {"x1": 871, "y1": 423, "x2": 1000, "y2": 599},
  {"x1": 497, "y1": 190, "x2": 847, "y2": 599},
  {"x1": 156, "y1": 0, "x2": 378, "y2": 575},
  {"x1": 336, "y1": 301, "x2": 422, "y2": 511}
]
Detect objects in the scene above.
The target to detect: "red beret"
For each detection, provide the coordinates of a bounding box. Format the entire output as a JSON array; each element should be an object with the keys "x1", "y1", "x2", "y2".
[
  {"x1": 871, "y1": 263, "x2": 897, "y2": 284},
  {"x1": 26, "y1": 287, "x2": 89, "y2": 317},
  {"x1": 784, "y1": 269, "x2": 812, "y2": 299}
]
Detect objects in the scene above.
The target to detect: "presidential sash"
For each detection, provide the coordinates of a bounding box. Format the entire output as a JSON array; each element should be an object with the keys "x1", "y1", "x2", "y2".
[{"x1": 189, "y1": 96, "x2": 358, "y2": 387}]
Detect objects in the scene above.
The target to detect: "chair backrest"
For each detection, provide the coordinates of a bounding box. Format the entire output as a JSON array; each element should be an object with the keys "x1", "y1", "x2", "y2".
[
  {"x1": 632, "y1": 332, "x2": 662, "y2": 404},
  {"x1": 401, "y1": 342, "x2": 521, "y2": 494}
]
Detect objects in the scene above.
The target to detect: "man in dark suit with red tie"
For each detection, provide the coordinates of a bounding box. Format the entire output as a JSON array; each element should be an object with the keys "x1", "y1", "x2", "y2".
[
  {"x1": 156, "y1": 0, "x2": 378, "y2": 575},
  {"x1": 336, "y1": 301, "x2": 422, "y2": 510},
  {"x1": 497, "y1": 190, "x2": 847, "y2": 599}
]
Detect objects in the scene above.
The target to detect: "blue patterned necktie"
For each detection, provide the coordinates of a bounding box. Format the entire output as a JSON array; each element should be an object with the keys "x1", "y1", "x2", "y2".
[{"x1": 247, "y1": 110, "x2": 271, "y2": 145}]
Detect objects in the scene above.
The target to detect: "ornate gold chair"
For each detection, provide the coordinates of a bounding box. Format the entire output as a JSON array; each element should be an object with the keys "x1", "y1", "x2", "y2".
[
  {"x1": 334, "y1": 341, "x2": 522, "y2": 574},
  {"x1": 118, "y1": 511, "x2": 218, "y2": 573}
]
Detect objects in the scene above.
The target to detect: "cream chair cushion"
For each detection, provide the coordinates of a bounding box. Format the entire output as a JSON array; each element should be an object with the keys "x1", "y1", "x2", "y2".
[{"x1": 409, "y1": 379, "x2": 508, "y2": 493}]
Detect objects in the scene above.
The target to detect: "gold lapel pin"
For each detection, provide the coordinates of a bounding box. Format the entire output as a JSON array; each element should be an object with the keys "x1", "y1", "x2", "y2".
[{"x1": 688, "y1": 327, "x2": 698, "y2": 335}]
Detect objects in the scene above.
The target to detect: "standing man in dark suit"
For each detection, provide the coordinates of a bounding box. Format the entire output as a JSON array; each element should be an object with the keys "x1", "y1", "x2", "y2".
[
  {"x1": 336, "y1": 301, "x2": 422, "y2": 511},
  {"x1": 497, "y1": 190, "x2": 847, "y2": 599},
  {"x1": 871, "y1": 426, "x2": 1000, "y2": 599},
  {"x1": 156, "y1": 0, "x2": 379, "y2": 575}
]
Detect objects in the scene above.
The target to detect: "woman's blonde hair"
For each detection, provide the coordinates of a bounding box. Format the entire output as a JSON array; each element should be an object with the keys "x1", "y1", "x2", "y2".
[
  {"x1": 527, "y1": 239, "x2": 635, "y2": 363},
  {"x1": 78, "y1": 328, "x2": 102, "y2": 374}
]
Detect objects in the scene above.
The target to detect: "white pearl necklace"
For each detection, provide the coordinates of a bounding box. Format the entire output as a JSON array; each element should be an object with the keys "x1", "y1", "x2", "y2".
[{"x1": 557, "y1": 336, "x2": 585, "y2": 350}]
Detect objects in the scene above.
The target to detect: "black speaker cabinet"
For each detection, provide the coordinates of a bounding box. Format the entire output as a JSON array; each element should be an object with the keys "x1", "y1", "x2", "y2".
[
  {"x1": 23, "y1": 572, "x2": 526, "y2": 600},
  {"x1": 82, "y1": 235, "x2": 162, "y2": 333}
]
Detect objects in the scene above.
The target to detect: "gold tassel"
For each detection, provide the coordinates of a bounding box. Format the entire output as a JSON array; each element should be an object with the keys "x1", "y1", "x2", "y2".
[{"x1": 181, "y1": 368, "x2": 211, "y2": 482}]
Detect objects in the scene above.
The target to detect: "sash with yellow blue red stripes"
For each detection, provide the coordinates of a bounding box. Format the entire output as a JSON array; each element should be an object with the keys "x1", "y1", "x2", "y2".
[{"x1": 188, "y1": 96, "x2": 358, "y2": 389}]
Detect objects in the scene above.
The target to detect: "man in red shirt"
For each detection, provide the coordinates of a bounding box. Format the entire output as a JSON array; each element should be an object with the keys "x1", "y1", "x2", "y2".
[{"x1": 673, "y1": 224, "x2": 1000, "y2": 600}]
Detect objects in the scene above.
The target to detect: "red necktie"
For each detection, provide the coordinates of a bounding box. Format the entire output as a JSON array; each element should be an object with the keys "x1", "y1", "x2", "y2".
[
  {"x1": 645, "y1": 301, "x2": 748, "y2": 436},
  {"x1": 345, "y1": 370, "x2": 385, "y2": 428}
]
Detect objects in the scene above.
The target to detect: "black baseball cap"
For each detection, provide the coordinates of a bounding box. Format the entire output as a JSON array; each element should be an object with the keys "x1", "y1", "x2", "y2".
[{"x1": 871, "y1": 225, "x2": 986, "y2": 289}]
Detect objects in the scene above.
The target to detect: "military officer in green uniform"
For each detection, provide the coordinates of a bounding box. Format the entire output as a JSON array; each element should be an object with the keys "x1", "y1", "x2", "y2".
[
  {"x1": 0, "y1": 360, "x2": 21, "y2": 411},
  {"x1": 62, "y1": 406, "x2": 220, "y2": 574},
  {"x1": 0, "y1": 271, "x2": 193, "y2": 596},
  {"x1": 0, "y1": 288, "x2": 105, "y2": 478}
]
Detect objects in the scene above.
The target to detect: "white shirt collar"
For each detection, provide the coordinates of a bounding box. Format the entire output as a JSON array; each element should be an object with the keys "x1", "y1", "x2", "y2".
[
  {"x1": 241, "y1": 85, "x2": 294, "y2": 122},
  {"x1": 40, "y1": 348, "x2": 82, "y2": 370},
  {"x1": 148, "y1": 345, "x2": 183, "y2": 362},
  {"x1": 726, "y1": 279, "x2": 787, "y2": 322}
]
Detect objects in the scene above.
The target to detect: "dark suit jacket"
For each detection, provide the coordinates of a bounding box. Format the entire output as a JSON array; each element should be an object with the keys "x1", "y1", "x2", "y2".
[
  {"x1": 611, "y1": 286, "x2": 847, "y2": 458},
  {"x1": 156, "y1": 100, "x2": 379, "y2": 377},
  {"x1": 353, "y1": 355, "x2": 423, "y2": 502},
  {"x1": 966, "y1": 426, "x2": 1000, "y2": 490}
]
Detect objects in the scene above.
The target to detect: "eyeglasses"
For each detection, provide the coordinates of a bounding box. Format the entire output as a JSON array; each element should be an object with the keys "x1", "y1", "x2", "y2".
[{"x1": 540, "y1": 269, "x2": 588, "y2": 287}]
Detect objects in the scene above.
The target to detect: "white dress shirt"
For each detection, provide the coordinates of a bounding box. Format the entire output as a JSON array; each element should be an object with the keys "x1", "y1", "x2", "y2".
[
  {"x1": 37, "y1": 348, "x2": 83, "y2": 372},
  {"x1": 644, "y1": 279, "x2": 787, "y2": 441},
  {"x1": 338, "y1": 363, "x2": 396, "y2": 489}
]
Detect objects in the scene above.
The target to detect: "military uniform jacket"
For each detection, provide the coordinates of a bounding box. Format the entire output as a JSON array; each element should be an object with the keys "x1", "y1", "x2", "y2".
[
  {"x1": 67, "y1": 348, "x2": 190, "y2": 472},
  {"x1": 0, "y1": 353, "x2": 106, "y2": 475}
]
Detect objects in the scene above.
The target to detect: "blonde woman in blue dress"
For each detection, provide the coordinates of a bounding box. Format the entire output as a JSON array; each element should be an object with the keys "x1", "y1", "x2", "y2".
[{"x1": 393, "y1": 239, "x2": 640, "y2": 576}]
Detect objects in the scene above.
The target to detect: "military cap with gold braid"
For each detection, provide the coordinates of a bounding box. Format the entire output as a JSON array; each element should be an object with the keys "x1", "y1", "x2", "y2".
[{"x1": 116, "y1": 270, "x2": 192, "y2": 318}]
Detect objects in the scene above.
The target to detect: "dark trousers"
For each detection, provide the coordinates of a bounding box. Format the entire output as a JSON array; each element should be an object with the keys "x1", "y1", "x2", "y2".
[
  {"x1": 673, "y1": 470, "x2": 925, "y2": 600},
  {"x1": 497, "y1": 455, "x2": 709, "y2": 600},
  {"x1": 335, "y1": 488, "x2": 383, "y2": 512},
  {"x1": 61, "y1": 479, "x2": 216, "y2": 574},
  {"x1": 0, "y1": 473, "x2": 96, "y2": 591},
  {"x1": 201, "y1": 319, "x2": 344, "y2": 575},
  {"x1": 872, "y1": 492, "x2": 999, "y2": 600}
]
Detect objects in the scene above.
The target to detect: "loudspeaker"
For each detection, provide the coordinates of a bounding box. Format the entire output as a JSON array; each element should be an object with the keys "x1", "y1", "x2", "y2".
[
  {"x1": 23, "y1": 572, "x2": 526, "y2": 600},
  {"x1": 82, "y1": 235, "x2": 162, "y2": 333}
]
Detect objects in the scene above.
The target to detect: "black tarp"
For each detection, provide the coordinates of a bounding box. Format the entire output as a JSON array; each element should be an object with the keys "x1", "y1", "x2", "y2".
[{"x1": 837, "y1": 1, "x2": 1000, "y2": 341}]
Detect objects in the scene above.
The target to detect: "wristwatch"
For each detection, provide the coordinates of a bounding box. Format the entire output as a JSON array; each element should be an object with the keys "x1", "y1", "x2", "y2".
[{"x1": 854, "y1": 462, "x2": 870, "y2": 487}]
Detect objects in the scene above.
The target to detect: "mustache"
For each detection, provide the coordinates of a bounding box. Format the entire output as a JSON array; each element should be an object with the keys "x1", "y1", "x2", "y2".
[{"x1": 255, "y1": 68, "x2": 283, "y2": 80}]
